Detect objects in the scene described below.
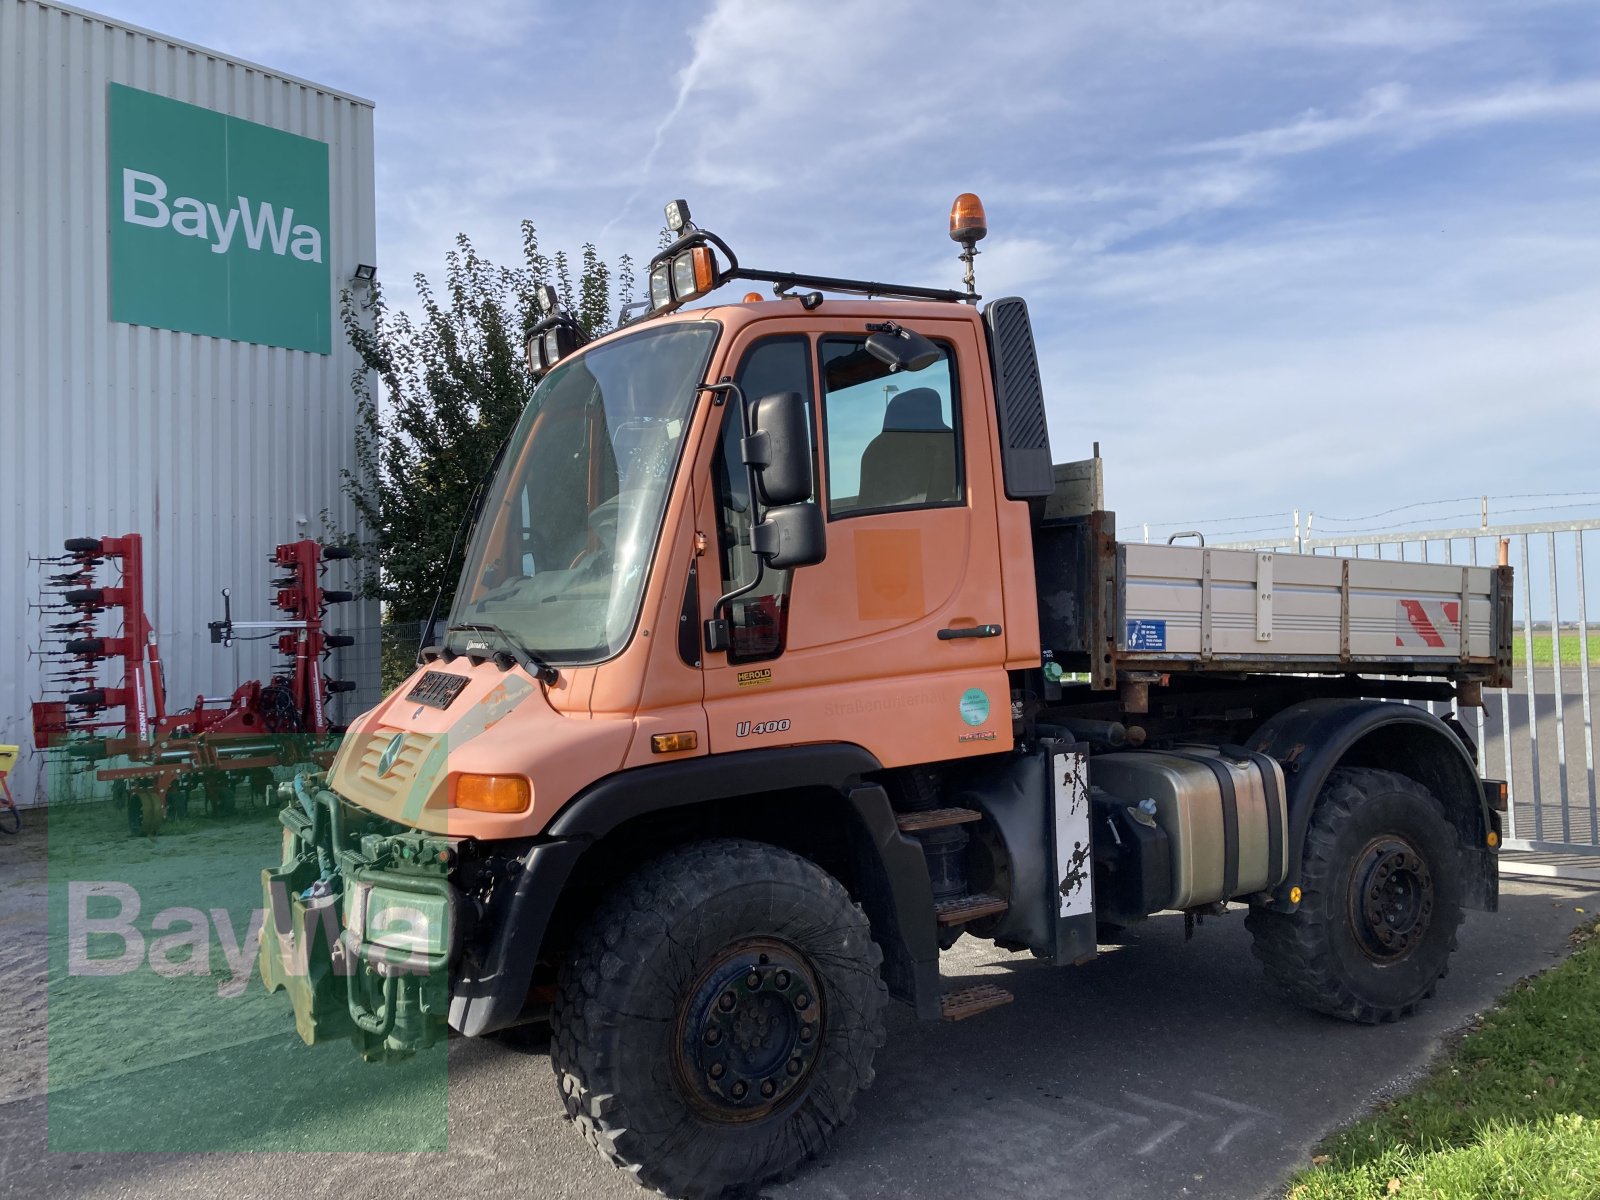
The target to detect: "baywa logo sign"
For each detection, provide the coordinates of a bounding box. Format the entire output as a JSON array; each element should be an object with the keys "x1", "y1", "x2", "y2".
[{"x1": 108, "y1": 84, "x2": 333, "y2": 354}]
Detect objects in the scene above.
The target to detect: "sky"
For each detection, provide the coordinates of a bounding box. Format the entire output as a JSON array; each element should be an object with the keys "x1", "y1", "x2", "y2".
[{"x1": 89, "y1": 0, "x2": 1600, "y2": 547}]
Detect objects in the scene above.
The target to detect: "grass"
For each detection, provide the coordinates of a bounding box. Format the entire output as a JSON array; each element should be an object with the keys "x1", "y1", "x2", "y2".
[
  {"x1": 1513, "y1": 632, "x2": 1600, "y2": 669},
  {"x1": 1287, "y1": 920, "x2": 1600, "y2": 1200}
]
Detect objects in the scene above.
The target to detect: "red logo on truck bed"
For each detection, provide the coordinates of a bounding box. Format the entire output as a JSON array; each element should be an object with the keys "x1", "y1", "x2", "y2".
[{"x1": 1396, "y1": 599, "x2": 1460, "y2": 649}]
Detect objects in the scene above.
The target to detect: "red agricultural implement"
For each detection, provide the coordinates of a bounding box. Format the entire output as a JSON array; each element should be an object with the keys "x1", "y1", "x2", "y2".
[{"x1": 30, "y1": 534, "x2": 358, "y2": 834}]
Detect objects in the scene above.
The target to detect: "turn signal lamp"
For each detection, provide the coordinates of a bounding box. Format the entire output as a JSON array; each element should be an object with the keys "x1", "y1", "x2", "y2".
[
  {"x1": 1487, "y1": 830, "x2": 1501, "y2": 849},
  {"x1": 651, "y1": 731, "x2": 698, "y2": 754},
  {"x1": 455, "y1": 773, "x2": 531, "y2": 813},
  {"x1": 949, "y1": 192, "x2": 988, "y2": 243}
]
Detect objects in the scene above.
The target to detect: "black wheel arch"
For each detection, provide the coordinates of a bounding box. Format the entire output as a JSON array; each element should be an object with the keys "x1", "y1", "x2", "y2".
[
  {"x1": 449, "y1": 743, "x2": 941, "y2": 1038},
  {"x1": 1248, "y1": 698, "x2": 1498, "y2": 914}
]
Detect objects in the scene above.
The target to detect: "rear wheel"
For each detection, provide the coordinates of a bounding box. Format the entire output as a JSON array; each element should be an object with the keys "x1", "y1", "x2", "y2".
[
  {"x1": 550, "y1": 838, "x2": 887, "y2": 1199},
  {"x1": 1246, "y1": 768, "x2": 1463, "y2": 1023}
]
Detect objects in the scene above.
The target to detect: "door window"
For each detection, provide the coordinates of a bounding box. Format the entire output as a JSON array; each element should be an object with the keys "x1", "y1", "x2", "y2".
[
  {"x1": 712, "y1": 336, "x2": 815, "y2": 661},
  {"x1": 820, "y1": 338, "x2": 961, "y2": 518}
]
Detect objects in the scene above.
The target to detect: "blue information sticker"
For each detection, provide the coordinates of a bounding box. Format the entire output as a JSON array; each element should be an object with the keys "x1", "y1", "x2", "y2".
[{"x1": 1125, "y1": 618, "x2": 1167, "y2": 651}]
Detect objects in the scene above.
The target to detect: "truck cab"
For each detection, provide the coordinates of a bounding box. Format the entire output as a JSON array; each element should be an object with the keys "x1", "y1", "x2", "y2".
[{"x1": 260, "y1": 196, "x2": 1509, "y2": 1200}]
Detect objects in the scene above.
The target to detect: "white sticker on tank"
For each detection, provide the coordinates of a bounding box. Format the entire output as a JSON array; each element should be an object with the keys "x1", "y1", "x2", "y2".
[{"x1": 1054, "y1": 747, "x2": 1093, "y2": 918}]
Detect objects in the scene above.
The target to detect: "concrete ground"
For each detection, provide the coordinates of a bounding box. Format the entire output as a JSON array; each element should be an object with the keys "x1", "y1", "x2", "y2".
[{"x1": 2, "y1": 802, "x2": 1596, "y2": 1200}]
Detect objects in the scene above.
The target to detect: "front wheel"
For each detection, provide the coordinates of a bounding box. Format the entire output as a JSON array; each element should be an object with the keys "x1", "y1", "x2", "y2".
[
  {"x1": 1246, "y1": 768, "x2": 1464, "y2": 1023},
  {"x1": 550, "y1": 839, "x2": 887, "y2": 1200}
]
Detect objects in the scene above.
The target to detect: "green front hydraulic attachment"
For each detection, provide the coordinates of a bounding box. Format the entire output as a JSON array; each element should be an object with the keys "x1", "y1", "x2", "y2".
[{"x1": 258, "y1": 775, "x2": 455, "y2": 1061}]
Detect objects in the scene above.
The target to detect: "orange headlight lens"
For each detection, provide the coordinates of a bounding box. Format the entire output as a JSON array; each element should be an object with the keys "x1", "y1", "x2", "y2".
[{"x1": 455, "y1": 773, "x2": 531, "y2": 813}]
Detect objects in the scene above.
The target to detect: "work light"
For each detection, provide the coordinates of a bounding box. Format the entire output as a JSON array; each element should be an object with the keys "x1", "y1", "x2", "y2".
[{"x1": 649, "y1": 262, "x2": 672, "y2": 309}]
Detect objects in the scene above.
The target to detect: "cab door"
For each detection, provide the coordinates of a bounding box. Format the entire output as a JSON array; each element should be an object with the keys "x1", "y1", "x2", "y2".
[{"x1": 698, "y1": 316, "x2": 1012, "y2": 766}]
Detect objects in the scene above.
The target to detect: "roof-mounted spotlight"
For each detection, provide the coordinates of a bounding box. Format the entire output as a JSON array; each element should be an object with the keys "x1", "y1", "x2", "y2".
[
  {"x1": 642, "y1": 199, "x2": 736, "y2": 317},
  {"x1": 524, "y1": 287, "x2": 588, "y2": 380}
]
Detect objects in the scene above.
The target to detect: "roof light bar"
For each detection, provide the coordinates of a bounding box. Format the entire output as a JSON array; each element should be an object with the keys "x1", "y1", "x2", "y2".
[{"x1": 629, "y1": 199, "x2": 977, "y2": 324}]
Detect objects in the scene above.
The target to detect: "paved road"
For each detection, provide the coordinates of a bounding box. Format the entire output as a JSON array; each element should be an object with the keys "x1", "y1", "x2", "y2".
[{"x1": 2, "y1": 864, "x2": 1595, "y2": 1200}]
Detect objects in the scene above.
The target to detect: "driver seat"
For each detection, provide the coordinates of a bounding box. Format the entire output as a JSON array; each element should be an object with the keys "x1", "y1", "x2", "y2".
[{"x1": 856, "y1": 388, "x2": 957, "y2": 509}]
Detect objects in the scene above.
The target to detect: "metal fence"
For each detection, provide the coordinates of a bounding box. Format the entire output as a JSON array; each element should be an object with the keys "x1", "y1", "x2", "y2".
[{"x1": 1218, "y1": 519, "x2": 1600, "y2": 884}]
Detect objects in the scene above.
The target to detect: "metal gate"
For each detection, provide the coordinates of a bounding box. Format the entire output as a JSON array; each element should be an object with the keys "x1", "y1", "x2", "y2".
[{"x1": 1218, "y1": 519, "x2": 1600, "y2": 884}]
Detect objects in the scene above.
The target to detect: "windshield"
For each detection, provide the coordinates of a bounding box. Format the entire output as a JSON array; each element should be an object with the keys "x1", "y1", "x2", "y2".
[{"x1": 449, "y1": 322, "x2": 718, "y2": 664}]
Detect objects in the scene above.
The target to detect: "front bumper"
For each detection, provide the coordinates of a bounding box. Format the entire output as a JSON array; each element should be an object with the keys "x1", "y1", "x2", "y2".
[{"x1": 257, "y1": 775, "x2": 456, "y2": 1060}]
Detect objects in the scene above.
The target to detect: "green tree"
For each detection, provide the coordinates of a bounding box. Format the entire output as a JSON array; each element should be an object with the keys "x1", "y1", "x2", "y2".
[{"x1": 339, "y1": 223, "x2": 633, "y2": 636}]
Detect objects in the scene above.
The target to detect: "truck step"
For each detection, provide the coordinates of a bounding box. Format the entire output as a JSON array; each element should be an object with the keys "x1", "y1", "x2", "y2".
[
  {"x1": 940, "y1": 983, "x2": 1014, "y2": 1021},
  {"x1": 934, "y1": 892, "x2": 1009, "y2": 925},
  {"x1": 896, "y1": 806, "x2": 983, "y2": 833}
]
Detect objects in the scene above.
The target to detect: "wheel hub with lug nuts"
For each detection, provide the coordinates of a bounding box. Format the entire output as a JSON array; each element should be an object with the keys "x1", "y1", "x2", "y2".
[
  {"x1": 1349, "y1": 837, "x2": 1434, "y2": 962},
  {"x1": 676, "y1": 938, "x2": 823, "y2": 1121}
]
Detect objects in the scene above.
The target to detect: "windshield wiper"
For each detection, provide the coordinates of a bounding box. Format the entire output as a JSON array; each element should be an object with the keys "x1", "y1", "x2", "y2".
[{"x1": 447, "y1": 622, "x2": 560, "y2": 685}]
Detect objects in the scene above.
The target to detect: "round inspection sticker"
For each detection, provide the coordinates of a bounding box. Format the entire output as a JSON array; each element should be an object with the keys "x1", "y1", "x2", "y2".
[{"x1": 959, "y1": 688, "x2": 990, "y2": 727}]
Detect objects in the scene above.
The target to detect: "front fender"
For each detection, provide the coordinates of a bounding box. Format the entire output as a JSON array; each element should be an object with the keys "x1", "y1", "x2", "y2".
[{"x1": 452, "y1": 743, "x2": 946, "y2": 1035}]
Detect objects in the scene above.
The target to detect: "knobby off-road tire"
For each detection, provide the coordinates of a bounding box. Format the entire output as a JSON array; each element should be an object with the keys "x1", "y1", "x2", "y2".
[
  {"x1": 1246, "y1": 767, "x2": 1464, "y2": 1023},
  {"x1": 550, "y1": 838, "x2": 887, "y2": 1200}
]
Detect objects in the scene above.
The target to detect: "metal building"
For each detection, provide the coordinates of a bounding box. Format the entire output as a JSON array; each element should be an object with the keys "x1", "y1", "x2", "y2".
[{"x1": 0, "y1": 0, "x2": 379, "y2": 806}]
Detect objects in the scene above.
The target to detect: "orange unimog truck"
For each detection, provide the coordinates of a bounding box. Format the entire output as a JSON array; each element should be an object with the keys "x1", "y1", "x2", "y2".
[{"x1": 260, "y1": 197, "x2": 1513, "y2": 1198}]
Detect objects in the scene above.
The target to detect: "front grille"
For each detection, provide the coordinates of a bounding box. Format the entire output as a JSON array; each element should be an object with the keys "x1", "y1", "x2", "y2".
[
  {"x1": 404, "y1": 670, "x2": 470, "y2": 711},
  {"x1": 354, "y1": 727, "x2": 446, "y2": 805}
]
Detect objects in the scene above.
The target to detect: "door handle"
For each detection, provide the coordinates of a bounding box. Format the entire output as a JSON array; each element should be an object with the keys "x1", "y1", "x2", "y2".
[{"x1": 938, "y1": 624, "x2": 1002, "y2": 640}]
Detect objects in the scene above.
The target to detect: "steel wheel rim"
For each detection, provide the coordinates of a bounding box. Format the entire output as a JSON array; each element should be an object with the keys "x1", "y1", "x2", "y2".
[
  {"x1": 1348, "y1": 836, "x2": 1435, "y2": 962},
  {"x1": 673, "y1": 936, "x2": 824, "y2": 1123}
]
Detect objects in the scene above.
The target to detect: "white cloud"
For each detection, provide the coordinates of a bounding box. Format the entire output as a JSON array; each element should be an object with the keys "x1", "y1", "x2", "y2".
[
  {"x1": 82, "y1": 0, "x2": 1600, "y2": 534},
  {"x1": 1190, "y1": 78, "x2": 1600, "y2": 159}
]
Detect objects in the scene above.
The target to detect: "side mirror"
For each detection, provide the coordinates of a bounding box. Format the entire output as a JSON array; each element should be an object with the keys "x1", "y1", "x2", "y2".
[
  {"x1": 751, "y1": 503, "x2": 825, "y2": 570},
  {"x1": 742, "y1": 390, "x2": 813, "y2": 506},
  {"x1": 865, "y1": 326, "x2": 941, "y2": 374}
]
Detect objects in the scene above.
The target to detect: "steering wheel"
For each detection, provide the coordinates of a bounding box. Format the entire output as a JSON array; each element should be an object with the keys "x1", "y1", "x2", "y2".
[{"x1": 570, "y1": 490, "x2": 650, "y2": 571}]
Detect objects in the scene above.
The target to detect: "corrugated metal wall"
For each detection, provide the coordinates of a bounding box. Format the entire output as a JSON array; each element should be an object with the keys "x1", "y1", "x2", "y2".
[{"x1": 0, "y1": 0, "x2": 380, "y2": 806}]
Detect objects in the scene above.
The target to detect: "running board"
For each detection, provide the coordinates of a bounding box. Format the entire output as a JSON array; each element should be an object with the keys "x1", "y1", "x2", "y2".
[
  {"x1": 935, "y1": 892, "x2": 1008, "y2": 925},
  {"x1": 896, "y1": 806, "x2": 983, "y2": 833},
  {"x1": 940, "y1": 983, "x2": 1014, "y2": 1021}
]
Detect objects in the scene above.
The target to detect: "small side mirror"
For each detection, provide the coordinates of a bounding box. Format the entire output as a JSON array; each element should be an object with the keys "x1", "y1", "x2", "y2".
[
  {"x1": 742, "y1": 390, "x2": 813, "y2": 506},
  {"x1": 865, "y1": 326, "x2": 941, "y2": 374},
  {"x1": 751, "y1": 503, "x2": 825, "y2": 570}
]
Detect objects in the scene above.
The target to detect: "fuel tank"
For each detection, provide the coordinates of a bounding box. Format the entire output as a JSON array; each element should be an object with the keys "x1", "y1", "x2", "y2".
[{"x1": 1090, "y1": 746, "x2": 1287, "y2": 909}]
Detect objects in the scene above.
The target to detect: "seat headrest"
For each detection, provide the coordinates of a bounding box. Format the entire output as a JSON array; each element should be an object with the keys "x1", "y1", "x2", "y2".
[{"x1": 882, "y1": 387, "x2": 948, "y2": 433}]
